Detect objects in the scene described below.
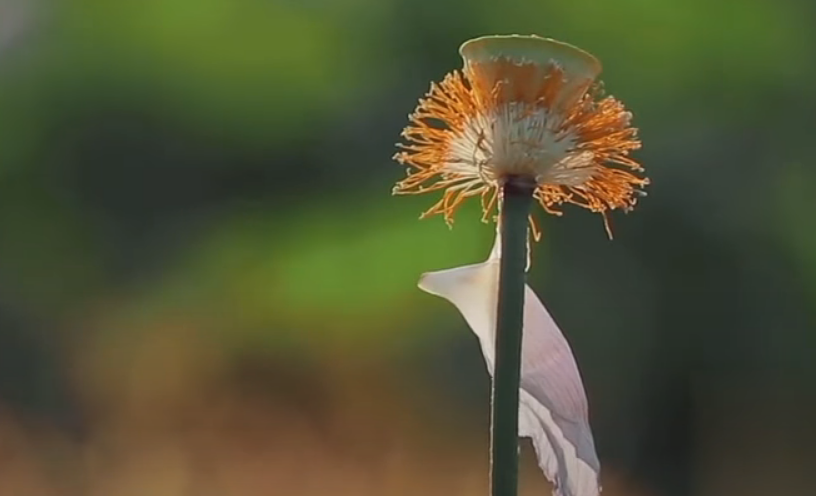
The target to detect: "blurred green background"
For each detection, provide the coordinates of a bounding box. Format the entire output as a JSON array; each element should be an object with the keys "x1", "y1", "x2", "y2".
[{"x1": 0, "y1": 0, "x2": 815, "y2": 495}]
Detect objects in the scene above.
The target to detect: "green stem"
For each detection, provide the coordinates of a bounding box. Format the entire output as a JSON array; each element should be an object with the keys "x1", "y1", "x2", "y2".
[{"x1": 491, "y1": 176, "x2": 535, "y2": 496}]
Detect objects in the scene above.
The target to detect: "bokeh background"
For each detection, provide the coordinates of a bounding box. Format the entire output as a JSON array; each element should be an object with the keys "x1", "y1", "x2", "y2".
[{"x1": 1, "y1": 1, "x2": 815, "y2": 495}]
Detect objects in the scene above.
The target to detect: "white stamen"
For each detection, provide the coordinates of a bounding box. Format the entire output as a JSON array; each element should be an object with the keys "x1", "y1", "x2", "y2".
[{"x1": 445, "y1": 104, "x2": 595, "y2": 187}]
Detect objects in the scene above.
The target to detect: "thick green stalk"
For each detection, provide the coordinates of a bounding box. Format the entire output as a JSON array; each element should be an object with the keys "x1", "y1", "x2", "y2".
[{"x1": 491, "y1": 176, "x2": 535, "y2": 496}]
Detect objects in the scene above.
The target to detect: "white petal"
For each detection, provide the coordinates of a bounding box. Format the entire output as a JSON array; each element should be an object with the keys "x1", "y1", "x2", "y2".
[
  {"x1": 487, "y1": 222, "x2": 531, "y2": 271},
  {"x1": 418, "y1": 241, "x2": 600, "y2": 496}
]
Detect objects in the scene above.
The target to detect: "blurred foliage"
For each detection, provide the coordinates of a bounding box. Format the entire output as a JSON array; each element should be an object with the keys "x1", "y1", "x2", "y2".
[{"x1": 0, "y1": 0, "x2": 815, "y2": 495}]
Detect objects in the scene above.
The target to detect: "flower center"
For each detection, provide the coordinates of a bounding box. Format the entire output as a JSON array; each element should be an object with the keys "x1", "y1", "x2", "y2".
[{"x1": 446, "y1": 102, "x2": 596, "y2": 187}]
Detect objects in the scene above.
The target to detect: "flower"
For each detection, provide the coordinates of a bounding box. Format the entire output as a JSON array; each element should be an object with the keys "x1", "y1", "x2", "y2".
[
  {"x1": 393, "y1": 35, "x2": 648, "y2": 239},
  {"x1": 418, "y1": 230, "x2": 600, "y2": 496}
]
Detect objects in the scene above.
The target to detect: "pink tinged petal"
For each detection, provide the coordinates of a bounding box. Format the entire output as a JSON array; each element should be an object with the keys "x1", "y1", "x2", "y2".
[{"x1": 418, "y1": 242, "x2": 600, "y2": 496}]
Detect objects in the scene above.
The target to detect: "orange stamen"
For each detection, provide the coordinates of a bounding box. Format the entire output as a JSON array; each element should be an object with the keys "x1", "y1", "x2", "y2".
[{"x1": 393, "y1": 56, "x2": 648, "y2": 239}]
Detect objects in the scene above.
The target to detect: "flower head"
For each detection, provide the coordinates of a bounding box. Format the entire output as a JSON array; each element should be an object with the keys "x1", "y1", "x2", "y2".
[{"x1": 393, "y1": 35, "x2": 648, "y2": 239}]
